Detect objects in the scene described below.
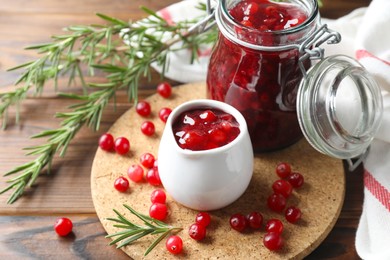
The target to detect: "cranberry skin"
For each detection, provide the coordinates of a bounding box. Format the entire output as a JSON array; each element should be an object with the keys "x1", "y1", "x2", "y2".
[
  {"x1": 136, "y1": 101, "x2": 151, "y2": 117},
  {"x1": 166, "y1": 235, "x2": 183, "y2": 255},
  {"x1": 98, "y1": 133, "x2": 114, "y2": 151},
  {"x1": 157, "y1": 82, "x2": 172, "y2": 98},
  {"x1": 265, "y1": 219, "x2": 284, "y2": 234},
  {"x1": 149, "y1": 202, "x2": 168, "y2": 220},
  {"x1": 54, "y1": 217, "x2": 73, "y2": 236},
  {"x1": 285, "y1": 206, "x2": 302, "y2": 223},
  {"x1": 263, "y1": 232, "x2": 283, "y2": 251},
  {"x1": 114, "y1": 176, "x2": 129, "y2": 192},
  {"x1": 141, "y1": 121, "x2": 155, "y2": 136},
  {"x1": 151, "y1": 189, "x2": 166, "y2": 204},
  {"x1": 288, "y1": 172, "x2": 304, "y2": 188},
  {"x1": 146, "y1": 167, "x2": 162, "y2": 186},
  {"x1": 140, "y1": 152, "x2": 155, "y2": 169},
  {"x1": 229, "y1": 213, "x2": 247, "y2": 232},
  {"x1": 275, "y1": 162, "x2": 292, "y2": 179},
  {"x1": 114, "y1": 137, "x2": 130, "y2": 155},
  {"x1": 159, "y1": 107, "x2": 172, "y2": 123},
  {"x1": 246, "y1": 211, "x2": 263, "y2": 230},
  {"x1": 267, "y1": 193, "x2": 287, "y2": 212},
  {"x1": 127, "y1": 164, "x2": 144, "y2": 183},
  {"x1": 195, "y1": 212, "x2": 211, "y2": 228},
  {"x1": 272, "y1": 179, "x2": 293, "y2": 198},
  {"x1": 188, "y1": 223, "x2": 207, "y2": 241}
]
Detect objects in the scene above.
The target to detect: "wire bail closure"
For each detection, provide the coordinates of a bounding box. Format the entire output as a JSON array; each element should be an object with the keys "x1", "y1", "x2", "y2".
[
  {"x1": 187, "y1": 0, "x2": 216, "y2": 35},
  {"x1": 298, "y1": 24, "x2": 341, "y2": 78}
]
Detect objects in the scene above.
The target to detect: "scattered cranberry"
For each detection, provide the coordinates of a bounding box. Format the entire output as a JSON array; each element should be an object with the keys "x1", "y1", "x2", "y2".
[
  {"x1": 275, "y1": 162, "x2": 292, "y2": 179},
  {"x1": 246, "y1": 211, "x2": 263, "y2": 229},
  {"x1": 151, "y1": 189, "x2": 166, "y2": 204},
  {"x1": 114, "y1": 176, "x2": 130, "y2": 192},
  {"x1": 127, "y1": 164, "x2": 144, "y2": 183},
  {"x1": 265, "y1": 219, "x2": 284, "y2": 234},
  {"x1": 195, "y1": 212, "x2": 211, "y2": 228},
  {"x1": 166, "y1": 235, "x2": 183, "y2": 255},
  {"x1": 272, "y1": 179, "x2": 293, "y2": 198},
  {"x1": 157, "y1": 82, "x2": 172, "y2": 98},
  {"x1": 146, "y1": 167, "x2": 162, "y2": 186},
  {"x1": 267, "y1": 193, "x2": 287, "y2": 212},
  {"x1": 149, "y1": 202, "x2": 168, "y2": 220},
  {"x1": 98, "y1": 133, "x2": 114, "y2": 151},
  {"x1": 263, "y1": 232, "x2": 283, "y2": 251},
  {"x1": 288, "y1": 172, "x2": 304, "y2": 188},
  {"x1": 54, "y1": 217, "x2": 73, "y2": 237},
  {"x1": 229, "y1": 213, "x2": 247, "y2": 232},
  {"x1": 114, "y1": 137, "x2": 130, "y2": 155},
  {"x1": 135, "y1": 101, "x2": 151, "y2": 117},
  {"x1": 159, "y1": 107, "x2": 172, "y2": 123},
  {"x1": 153, "y1": 159, "x2": 158, "y2": 168},
  {"x1": 188, "y1": 223, "x2": 207, "y2": 241},
  {"x1": 140, "y1": 152, "x2": 155, "y2": 169},
  {"x1": 285, "y1": 206, "x2": 302, "y2": 223},
  {"x1": 141, "y1": 121, "x2": 155, "y2": 136}
]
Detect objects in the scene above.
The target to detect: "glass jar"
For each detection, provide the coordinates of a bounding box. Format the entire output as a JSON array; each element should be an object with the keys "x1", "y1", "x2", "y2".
[{"x1": 207, "y1": 0, "x2": 320, "y2": 152}]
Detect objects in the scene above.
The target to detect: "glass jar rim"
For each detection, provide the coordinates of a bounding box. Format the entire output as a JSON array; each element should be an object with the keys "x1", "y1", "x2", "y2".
[
  {"x1": 216, "y1": 0, "x2": 320, "y2": 51},
  {"x1": 296, "y1": 55, "x2": 383, "y2": 159}
]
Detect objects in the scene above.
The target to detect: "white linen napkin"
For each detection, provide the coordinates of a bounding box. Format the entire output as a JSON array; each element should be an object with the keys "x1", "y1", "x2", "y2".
[
  {"x1": 156, "y1": 1, "x2": 390, "y2": 259},
  {"x1": 323, "y1": 1, "x2": 390, "y2": 259}
]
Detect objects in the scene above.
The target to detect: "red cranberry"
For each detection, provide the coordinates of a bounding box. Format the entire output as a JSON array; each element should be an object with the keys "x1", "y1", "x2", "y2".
[
  {"x1": 159, "y1": 107, "x2": 172, "y2": 123},
  {"x1": 288, "y1": 172, "x2": 304, "y2": 188},
  {"x1": 150, "y1": 189, "x2": 166, "y2": 204},
  {"x1": 146, "y1": 167, "x2": 162, "y2": 186},
  {"x1": 229, "y1": 213, "x2": 247, "y2": 232},
  {"x1": 98, "y1": 133, "x2": 114, "y2": 151},
  {"x1": 195, "y1": 212, "x2": 211, "y2": 227},
  {"x1": 149, "y1": 202, "x2": 168, "y2": 220},
  {"x1": 272, "y1": 179, "x2": 293, "y2": 198},
  {"x1": 140, "y1": 152, "x2": 155, "y2": 169},
  {"x1": 54, "y1": 217, "x2": 73, "y2": 236},
  {"x1": 285, "y1": 206, "x2": 302, "y2": 223},
  {"x1": 267, "y1": 193, "x2": 287, "y2": 212},
  {"x1": 114, "y1": 137, "x2": 130, "y2": 155},
  {"x1": 136, "y1": 101, "x2": 151, "y2": 117},
  {"x1": 188, "y1": 223, "x2": 206, "y2": 241},
  {"x1": 114, "y1": 176, "x2": 129, "y2": 192},
  {"x1": 263, "y1": 232, "x2": 283, "y2": 251},
  {"x1": 246, "y1": 211, "x2": 263, "y2": 229},
  {"x1": 265, "y1": 219, "x2": 284, "y2": 234},
  {"x1": 127, "y1": 164, "x2": 144, "y2": 183},
  {"x1": 275, "y1": 162, "x2": 292, "y2": 178},
  {"x1": 141, "y1": 121, "x2": 155, "y2": 136},
  {"x1": 157, "y1": 82, "x2": 172, "y2": 98},
  {"x1": 166, "y1": 235, "x2": 183, "y2": 255}
]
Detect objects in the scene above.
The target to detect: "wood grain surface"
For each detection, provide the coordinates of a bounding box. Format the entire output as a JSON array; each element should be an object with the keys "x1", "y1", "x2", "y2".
[{"x1": 0, "y1": 0, "x2": 370, "y2": 259}]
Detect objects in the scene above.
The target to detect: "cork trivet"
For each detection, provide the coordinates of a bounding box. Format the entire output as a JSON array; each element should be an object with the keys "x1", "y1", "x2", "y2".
[{"x1": 91, "y1": 82, "x2": 345, "y2": 259}]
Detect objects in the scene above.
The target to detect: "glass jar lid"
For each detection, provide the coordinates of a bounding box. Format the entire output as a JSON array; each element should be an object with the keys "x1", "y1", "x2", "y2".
[{"x1": 296, "y1": 55, "x2": 383, "y2": 159}]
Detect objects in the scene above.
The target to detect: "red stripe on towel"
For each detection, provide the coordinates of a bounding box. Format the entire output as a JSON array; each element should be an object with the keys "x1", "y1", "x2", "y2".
[
  {"x1": 356, "y1": 49, "x2": 390, "y2": 66},
  {"x1": 158, "y1": 7, "x2": 174, "y2": 25},
  {"x1": 364, "y1": 170, "x2": 390, "y2": 212}
]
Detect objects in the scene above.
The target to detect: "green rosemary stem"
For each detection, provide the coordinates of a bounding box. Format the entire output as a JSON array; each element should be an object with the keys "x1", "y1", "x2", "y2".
[
  {"x1": 106, "y1": 204, "x2": 183, "y2": 256},
  {"x1": 0, "y1": 6, "x2": 217, "y2": 203}
]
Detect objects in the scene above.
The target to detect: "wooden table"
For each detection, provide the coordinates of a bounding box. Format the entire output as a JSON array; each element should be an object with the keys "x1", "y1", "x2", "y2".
[{"x1": 0, "y1": 0, "x2": 371, "y2": 258}]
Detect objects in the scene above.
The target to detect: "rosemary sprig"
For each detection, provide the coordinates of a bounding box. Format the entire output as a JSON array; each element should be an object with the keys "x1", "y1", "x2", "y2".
[
  {"x1": 0, "y1": 6, "x2": 217, "y2": 203},
  {"x1": 106, "y1": 204, "x2": 182, "y2": 256}
]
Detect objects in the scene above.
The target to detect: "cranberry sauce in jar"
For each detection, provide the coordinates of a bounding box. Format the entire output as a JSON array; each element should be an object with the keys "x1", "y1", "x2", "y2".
[
  {"x1": 172, "y1": 108, "x2": 240, "y2": 151},
  {"x1": 207, "y1": 0, "x2": 319, "y2": 152}
]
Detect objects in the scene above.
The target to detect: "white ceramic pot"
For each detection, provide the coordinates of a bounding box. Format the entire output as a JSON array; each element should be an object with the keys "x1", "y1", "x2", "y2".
[{"x1": 158, "y1": 99, "x2": 254, "y2": 211}]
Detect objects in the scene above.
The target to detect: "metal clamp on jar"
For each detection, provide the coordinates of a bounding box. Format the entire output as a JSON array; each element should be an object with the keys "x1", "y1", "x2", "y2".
[{"x1": 191, "y1": 0, "x2": 383, "y2": 171}]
